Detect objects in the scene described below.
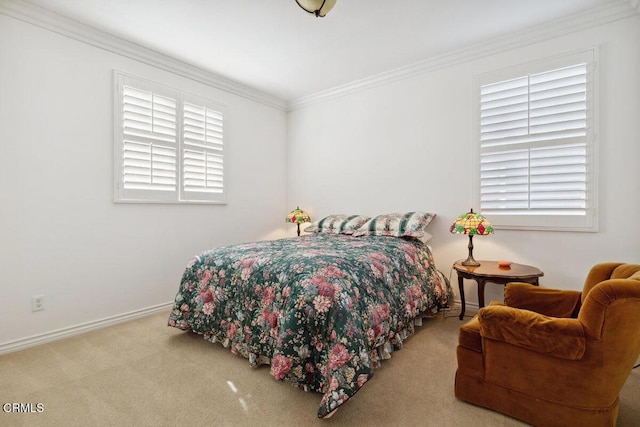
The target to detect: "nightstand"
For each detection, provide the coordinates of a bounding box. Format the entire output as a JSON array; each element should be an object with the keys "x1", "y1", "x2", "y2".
[{"x1": 454, "y1": 261, "x2": 544, "y2": 320}]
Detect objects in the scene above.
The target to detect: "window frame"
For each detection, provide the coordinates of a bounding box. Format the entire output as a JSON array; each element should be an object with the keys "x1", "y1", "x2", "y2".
[
  {"x1": 113, "y1": 71, "x2": 228, "y2": 205},
  {"x1": 472, "y1": 49, "x2": 598, "y2": 232}
]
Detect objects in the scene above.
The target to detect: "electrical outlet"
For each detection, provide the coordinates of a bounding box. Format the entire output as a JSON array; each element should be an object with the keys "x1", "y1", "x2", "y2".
[{"x1": 32, "y1": 295, "x2": 45, "y2": 312}]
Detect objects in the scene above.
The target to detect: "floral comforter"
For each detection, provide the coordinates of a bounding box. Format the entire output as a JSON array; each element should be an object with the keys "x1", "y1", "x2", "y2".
[{"x1": 168, "y1": 233, "x2": 452, "y2": 418}]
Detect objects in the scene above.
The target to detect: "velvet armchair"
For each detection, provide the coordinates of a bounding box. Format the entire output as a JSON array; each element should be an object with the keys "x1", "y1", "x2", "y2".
[{"x1": 455, "y1": 262, "x2": 640, "y2": 427}]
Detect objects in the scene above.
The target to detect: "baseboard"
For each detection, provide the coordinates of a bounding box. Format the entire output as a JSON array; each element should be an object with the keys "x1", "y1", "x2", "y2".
[
  {"x1": 0, "y1": 302, "x2": 173, "y2": 355},
  {"x1": 442, "y1": 299, "x2": 479, "y2": 319},
  {"x1": 460, "y1": 300, "x2": 480, "y2": 311},
  {"x1": 450, "y1": 298, "x2": 479, "y2": 309}
]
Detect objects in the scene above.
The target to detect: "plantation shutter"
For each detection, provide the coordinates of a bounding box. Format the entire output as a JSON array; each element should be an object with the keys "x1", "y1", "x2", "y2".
[
  {"x1": 182, "y1": 102, "x2": 225, "y2": 202},
  {"x1": 476, "y1": 51, "x2": 597, "y2": 231},
  {"x1": 114, "y1": 72, "x2": 227, "y2": 204},
  {"x1": 122, "y1": 86, "x2": 177, "y2": 193}
]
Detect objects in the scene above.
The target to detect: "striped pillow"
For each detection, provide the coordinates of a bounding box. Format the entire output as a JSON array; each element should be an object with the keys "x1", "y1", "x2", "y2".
[
  {"x1": 352, "y1": 212, "x2": 436, "y2": 239},
  {"x1": 303, "y1": 214, "x2": 371, "y2": 235}
]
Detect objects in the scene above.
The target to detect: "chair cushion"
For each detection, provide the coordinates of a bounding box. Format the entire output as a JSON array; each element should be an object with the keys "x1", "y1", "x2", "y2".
[
  {"x1": 505, "y1": 283, "x2": 581, "y2": 318},
  {"x1": 478, "y1": 305, "x2": 586, "y2": 360}
]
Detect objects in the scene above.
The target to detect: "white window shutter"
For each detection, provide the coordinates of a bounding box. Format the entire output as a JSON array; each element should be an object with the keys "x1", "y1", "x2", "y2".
[
  {"x1": 114, "y1": 72, "x2": 227, "y2": 204},
  {"x1": 122, "y1": 86, "x2": 177, "y2": 192},
  {"x1": 182, "y1": 103, "x2": 225, "y2": 202},
  {"x1": 475, "y1": 51, "x2": 597, "y2": 231}
]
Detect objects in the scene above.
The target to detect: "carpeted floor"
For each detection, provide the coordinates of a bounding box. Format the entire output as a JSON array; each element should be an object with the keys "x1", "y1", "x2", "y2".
[{"x1": 1, "y1": 309, "x2": 639, "y2": 426}]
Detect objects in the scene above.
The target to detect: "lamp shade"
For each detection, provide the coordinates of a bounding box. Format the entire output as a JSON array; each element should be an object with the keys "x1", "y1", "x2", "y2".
[
  {"x1": 450, "y1": 209, "x2": 494, "y2": 236},
  {"x1": 450, "y1": 209, "x2": 493, "y2": 266},
  {"x1": 286, "y1": 206, "x2": 311, "y2": 224},
  {"x1": 295, "y1": 0, "x2": 337, "y2": 17}
]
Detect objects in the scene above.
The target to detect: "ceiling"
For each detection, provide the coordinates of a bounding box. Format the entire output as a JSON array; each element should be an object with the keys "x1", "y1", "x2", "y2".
[{"x1": 20, "y1": 0, "x2": 628, "y2": 101}]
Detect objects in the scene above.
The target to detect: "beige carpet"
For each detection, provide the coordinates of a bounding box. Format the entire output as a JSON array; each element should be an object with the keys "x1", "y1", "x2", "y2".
[{"x1": 1, "y1": 309, "x2": 639, "y2": 427}]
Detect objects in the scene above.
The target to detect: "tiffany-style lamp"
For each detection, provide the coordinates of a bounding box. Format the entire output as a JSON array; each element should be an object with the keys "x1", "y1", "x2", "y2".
[
  {"x1": 286, "y1": 206, "x2": 311, "y2": 236},
  {"x1": 450, "y1": 208, "x2": 494, "y2": 266}
]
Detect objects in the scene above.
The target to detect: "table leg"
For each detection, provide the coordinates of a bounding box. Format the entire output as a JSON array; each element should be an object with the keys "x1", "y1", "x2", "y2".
[
  {"x1": 458, "y1": 274, "x2": 465, "y2": 320},
  {"x1": 477, "y1": 279, "x2": 486, "y2": 308}
]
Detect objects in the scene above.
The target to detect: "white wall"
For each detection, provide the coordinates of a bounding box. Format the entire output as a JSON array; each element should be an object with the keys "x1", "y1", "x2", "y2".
[
  {"x1": 288, "y1": 16, "x2": 640, "y2": 306},
  {"x1": 0, "y1": 14, "x2": 289, "y2": 345},
  {"x1": 1, "y1": 9, "x2": 638, "y2": 349}
]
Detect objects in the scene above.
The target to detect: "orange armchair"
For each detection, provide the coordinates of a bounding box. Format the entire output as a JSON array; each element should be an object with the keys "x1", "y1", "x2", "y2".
[{"x1": 455, "y1": 262, "x2": 640, "y2": 427}]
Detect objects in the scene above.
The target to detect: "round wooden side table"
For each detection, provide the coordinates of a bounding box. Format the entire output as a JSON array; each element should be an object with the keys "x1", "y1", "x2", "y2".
[{"x1": 454, "y1": 261, "x2": 544, "y2": 320}]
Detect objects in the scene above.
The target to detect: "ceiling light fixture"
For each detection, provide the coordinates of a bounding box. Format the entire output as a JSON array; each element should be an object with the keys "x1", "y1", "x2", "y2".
[{"x1": 295, "y1": 0, "x2": 337, "y2": 17}]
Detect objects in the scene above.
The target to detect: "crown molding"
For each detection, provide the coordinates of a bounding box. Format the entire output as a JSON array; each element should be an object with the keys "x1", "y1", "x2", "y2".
[
  {"x1": 0, "y1": 0, "x2": 288, "y2": 111},
  {"x1": 288, "y1": 0, "x2": 640, "y2": 111},
  {"x1": 1, "y1": 1, "x2": 636, "y2": 112}
]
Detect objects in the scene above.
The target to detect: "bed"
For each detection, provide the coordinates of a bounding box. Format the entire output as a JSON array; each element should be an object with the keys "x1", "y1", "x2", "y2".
[{"x1": 168, "y1": 213, "x2": 453, "y2": 418}]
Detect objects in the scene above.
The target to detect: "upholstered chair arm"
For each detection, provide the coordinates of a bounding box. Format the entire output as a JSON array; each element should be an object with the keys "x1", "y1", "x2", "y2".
[
  {"x1": 578, "y1": 278, "x2": 640, "y2": 339},
  {"x1": 580, "y1": 262, "x2": 625, "y2": 301},
  {"x1": 478, "y1": 305, "x2": 586, "y2": 360},
  {"x1": 504, "y1": 282, "x2": 582, "y2": 318}
]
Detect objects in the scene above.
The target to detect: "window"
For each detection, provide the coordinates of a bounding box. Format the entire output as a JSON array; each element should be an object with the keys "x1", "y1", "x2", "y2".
[
  {"x1": 114, "y1": 72, "x2": 227, "y2": 204},
  {"x1": 474, "y1": 50, "x2": 597, "y2": 231}
]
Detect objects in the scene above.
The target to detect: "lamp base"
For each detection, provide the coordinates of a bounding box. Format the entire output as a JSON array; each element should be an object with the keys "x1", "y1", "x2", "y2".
[
  {"x1": 462, "y1": 234, "x2": 480, "y2": 266},
  {"x1": 461, "y1": 257, "x2": 481, "y2": 267}
]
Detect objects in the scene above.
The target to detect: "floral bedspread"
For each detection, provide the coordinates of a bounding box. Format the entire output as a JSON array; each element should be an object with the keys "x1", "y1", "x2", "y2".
[{"x1": 168, "y1": 234, "x2": 452, "y2": 418}]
